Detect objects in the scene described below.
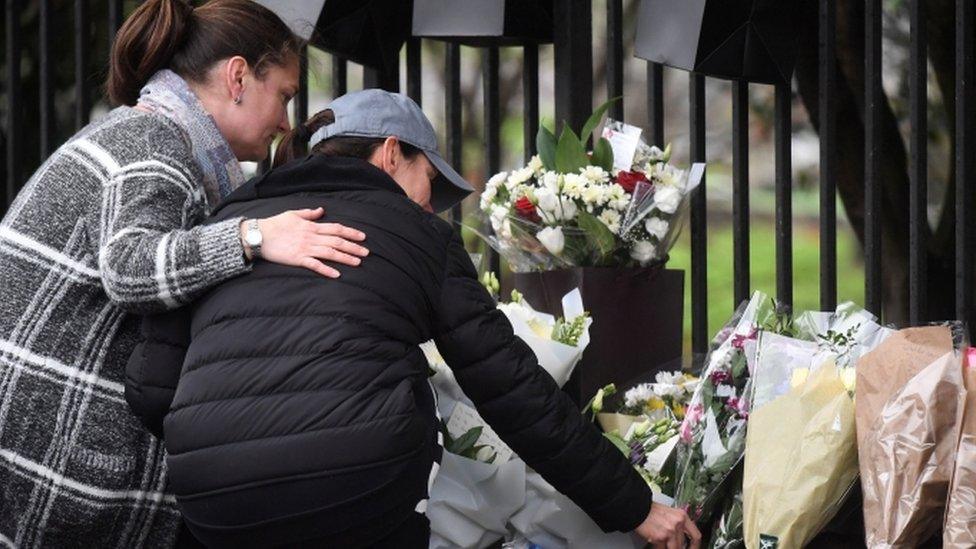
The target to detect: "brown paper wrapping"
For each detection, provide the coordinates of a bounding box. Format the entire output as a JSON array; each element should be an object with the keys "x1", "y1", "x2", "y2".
[
  {"x1": 855, "y1": 326, "x2": 964, "y2": 548},
  {"x1": 944, "y1": 348, "x2": 976, "y2": 547}
]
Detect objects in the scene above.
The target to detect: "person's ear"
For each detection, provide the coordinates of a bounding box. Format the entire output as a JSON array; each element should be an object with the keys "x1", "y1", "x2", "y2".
[
  {"x1": 224, "y1": 56, "x2": 250, "y2": 104},
  {"x1": 380, "y1": 136, "x2": 401, "y2": 173}
]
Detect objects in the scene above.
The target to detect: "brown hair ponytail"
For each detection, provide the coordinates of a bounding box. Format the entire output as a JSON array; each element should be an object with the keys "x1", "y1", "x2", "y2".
[
  {"x1": 107, "y1": 0, "x2": 193, "y2": 106},
  {"x1": 106, "y1": 0, "x2": 303, "y2": 107}
]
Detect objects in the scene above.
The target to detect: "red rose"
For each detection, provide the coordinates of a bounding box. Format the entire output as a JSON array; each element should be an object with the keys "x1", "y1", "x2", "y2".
[
  {"x1": 615, "y1": 170, "x2": 650, "y2": 194},
  {"x1": 514, "y1": 196, "x2": 541, "y2": 223}
]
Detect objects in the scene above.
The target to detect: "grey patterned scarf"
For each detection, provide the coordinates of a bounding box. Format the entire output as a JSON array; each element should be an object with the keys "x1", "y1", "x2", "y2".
[{"x1": 137, "y1": 69, "x2": 245, "y2": 207}]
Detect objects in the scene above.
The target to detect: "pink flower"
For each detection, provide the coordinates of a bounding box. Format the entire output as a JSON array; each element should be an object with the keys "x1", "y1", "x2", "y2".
[
  {"x1": 679, "y1": 420, "x2": 693, "y2": 444},
  {"x1": 709, "y1": 369, "x2": 732, "y2": 386},
  {"x1": 685, "y1": 403, "x2": 704, "y2": 425},
  {"x1": 731, "y1": 327, "x2": 758, "y2": 350}
]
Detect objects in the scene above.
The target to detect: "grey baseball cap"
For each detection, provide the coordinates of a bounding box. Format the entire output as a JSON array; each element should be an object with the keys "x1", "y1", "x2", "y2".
[{"x1": 308, "y1": 89, "x2": 473, "y2": 213}]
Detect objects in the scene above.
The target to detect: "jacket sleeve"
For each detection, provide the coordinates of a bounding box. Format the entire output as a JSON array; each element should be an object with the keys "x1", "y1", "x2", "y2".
[
  {"x1": 124, "y1": 308, "x2": 192, "y2": 439},
  {"x1": 432, "y1": 232, "x2": 653, "y2": 533},
  {"x1": 96, "y1": 149, "x2": 250, "y2": 314}
]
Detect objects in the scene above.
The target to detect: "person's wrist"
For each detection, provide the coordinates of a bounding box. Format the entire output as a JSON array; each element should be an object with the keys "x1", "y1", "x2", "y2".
[{"x1": 239, "y1": 220, "x2": 255, "y2": 262}]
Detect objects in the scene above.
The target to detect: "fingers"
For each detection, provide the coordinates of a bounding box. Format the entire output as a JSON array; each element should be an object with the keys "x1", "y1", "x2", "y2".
[
  {"x1": 315, "y1": 222, "x2": 366, "y2": 242},
  {"x1": 319, "y1": 235, "x2": 369, "y2": 257},
  {"x1": 684, "y1": 517, "x2": 702, "y2": 549},
  {"x1": 300, "y1": 257, "x2": 340, "y2": 279},
  {"x1": 308, "y1": 246, "x2": 362, "y2": 267},
  {"x1": 293, "y1": 207, "x2": 325, "y2": 221}
]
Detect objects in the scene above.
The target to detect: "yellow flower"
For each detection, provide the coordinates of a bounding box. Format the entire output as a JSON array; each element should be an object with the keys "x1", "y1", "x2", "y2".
[
  {"x1": 643, "y1": 397, "x2": 665, "y2": 413},
  {"x1": 790, "y1": 368, "x2": 810, "y2": 389},
  {"x1": 671, "y1": 404, "x2": 686, "y2": 420}
]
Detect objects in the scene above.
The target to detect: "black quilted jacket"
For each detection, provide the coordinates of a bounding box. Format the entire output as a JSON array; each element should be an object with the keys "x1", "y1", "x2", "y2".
[{"x1": 125, "y1": 155, "x2": 653, "y2": 546}]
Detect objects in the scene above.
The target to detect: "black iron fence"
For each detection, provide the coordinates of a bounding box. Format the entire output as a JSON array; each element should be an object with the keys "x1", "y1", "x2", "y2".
[{"x1": 2, "y1": 0, "x2": 975, "y2": 362}]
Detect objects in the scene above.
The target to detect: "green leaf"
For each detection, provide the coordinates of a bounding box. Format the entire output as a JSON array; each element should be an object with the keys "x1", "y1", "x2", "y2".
[
  {"x1": 536, "y1": 126, "x2": 557, "y2": 170},
  {"x1": 577, "y1": 209, "x2": 617, "y2": 258},
  {"x1": 580, "y1": 96, "x2": 621, "y2": 144},
  {"x1": 591, "y1": 137, "x2": 614, "y2": 171},
  {"x1": 555, "y1": 125, "x2": 588, "y2": 174},
  {"x1": 603, "y1": 431, "x2": 632, "y2": 457},
  {"x1": 448, "y1": 426, "x2": 483, "y2": 455}
]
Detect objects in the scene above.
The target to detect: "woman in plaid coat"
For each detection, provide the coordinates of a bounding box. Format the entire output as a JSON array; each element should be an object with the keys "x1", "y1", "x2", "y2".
[{"x1": 0, "y1": 1, "x2": 366, "y2": 546}]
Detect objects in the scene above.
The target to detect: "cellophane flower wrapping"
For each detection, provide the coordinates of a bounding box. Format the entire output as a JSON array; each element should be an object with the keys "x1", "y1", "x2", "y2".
[
  {"x1": 477, "y1": 116, "x2": 703, "y2": 272},
  {"x1": 672, "y1": 291, "x2": 777, "y2": 523},
  {"x1": 856, "y1": 325, "x2": 967, "y2": 548},
  {"x1": 944, "y1": 347, "x2": 976, "y2": 546}
]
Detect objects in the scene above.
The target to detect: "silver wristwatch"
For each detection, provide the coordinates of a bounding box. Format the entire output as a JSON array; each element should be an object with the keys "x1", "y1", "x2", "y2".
[{"x1": 244, "y1": 219, "x2": 263, "y2": 259}]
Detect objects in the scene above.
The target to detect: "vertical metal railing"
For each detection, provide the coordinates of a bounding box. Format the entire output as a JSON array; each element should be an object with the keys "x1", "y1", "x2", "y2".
[
  {"x1": 689, "y1": 74, "x2": 708, "y2": 362},
  {"x1": 484, "y1": 47, "x2": 501, "y2": 273},
  {"x1": 864, "y1": 0, "x2": 883, "y2": 317},
  {"x1": 406, "y1": 39, "x2": 422, "y2": 105},
  {"x1": 39, "y1": 0, "x2": 55, "y2": 160},
  {"x1": 646, "y1": 63, "x2": 664, "y2": 146},
  {"x1": 909, "y1": 0, "x2": 927, "y2": 324},
  {"x1": 445, "y1": 44, "x2": 463, "y2": 228},
  {"x1": 732, "y1": 82, "x2": 750, "y2": 307},
  {"x1": 523, "y1": 45, "x2": 540, "y2": 163},
  {"x1": 819, "y1": 0, "x2": 838, "y2": 312},
  {"x1": 332, "y1": 56, "x2": 347, "y2": 98},
  {"x1": 956, "y1": 0, "x2": 974, "y2": 326},
  {"x1": 774, "y1": 84, "x2": 794, "y2": 309},
  {"x1": 5, "y1": 0, "x2": 21, "y2": 207},
  {"x1": 607, "y1": 0, "x2": 625, "y2": 120},
  {"x1": 74, "y1": 0, "x2": 90, "y2": 130}
]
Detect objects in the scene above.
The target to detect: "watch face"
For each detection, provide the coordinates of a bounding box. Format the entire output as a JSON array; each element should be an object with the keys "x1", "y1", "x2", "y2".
[{"x1": 246, "y1": 230, "x2": 262, "y2": 247}]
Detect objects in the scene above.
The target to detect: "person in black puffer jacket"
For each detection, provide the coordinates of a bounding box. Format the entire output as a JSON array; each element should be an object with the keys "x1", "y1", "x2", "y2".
[{"x1": 125, "y1": 90, "x2": 701, "y2": 548}]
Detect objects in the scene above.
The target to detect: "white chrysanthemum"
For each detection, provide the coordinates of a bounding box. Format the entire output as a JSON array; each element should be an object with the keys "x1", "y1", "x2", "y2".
[
  {"x1": 624, "y1": 383, "x2": 656, "y2": 408},
  {"x1": 655, "y1": 370, "x2": 685, "y2": 386},
  {"x1": 562, "y1": 173, "x2": 588, "y2": 199},
  {"x1": 507, "y1": 166, "x2": 535, "y2": 190},
  {"x1": 653, "y1": 185, "x2": 683, "y2": 214},
  {"x1": 580, "y1": 165, "x2": 610, "y2": 184},
  {"x1": 527, "y1": 155, "x2": 545, "y2": 175},
  {"x1": 487, "y1": 171, "x2": 509, "y2": 190},
  {"x1": 598, "y1": 209, "x2": 621, "y2": 234},
  {"x1": 537, "y1": 226, "x2": 565, "y2": 255},
  {"x1": 630, "y1": 240, "x2": 657, "y2": 264},
  {"x1": 650, "y1": 163, "x2": 687, "y2": 191},
  {"x1": 645, "y1": 217, "x2": 669, "y2": 240},
  {"x1": 605, "y1": 184, "x2": 631, "y2": 211},
  {"x1": 581, "y1": 185, "x2": 607, "y2": 207}
]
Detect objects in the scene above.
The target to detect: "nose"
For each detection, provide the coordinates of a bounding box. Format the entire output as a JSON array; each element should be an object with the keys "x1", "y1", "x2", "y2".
[{"x1": 278, "y1": 111, "x2": 292, "y2": 134}]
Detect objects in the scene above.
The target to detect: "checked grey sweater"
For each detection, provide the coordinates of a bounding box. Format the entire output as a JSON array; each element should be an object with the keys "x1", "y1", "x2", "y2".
[{"x1": 0, "y1": 107, "x2": 250, "y2": 548}]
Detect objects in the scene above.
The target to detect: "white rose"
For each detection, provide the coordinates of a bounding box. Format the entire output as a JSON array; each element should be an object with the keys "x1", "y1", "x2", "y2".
[
  {"x1": 528, "y1": 155, "x2": 545, "y2": 175},
  {"x1": 535, "y1": 187, "x2": 559, "y2": 214},
  {"x1": 556, "y1": 197, "x2": 578, "y2": 221},
  {"x1": 541, "y1": 171, "x2": 561, "y2": 194},
  {"x1": 654, "y1": 185, "x2": 683, "y2": 214},
  {"x1": 645, "y1": 217, "x2": 669, "y2": 240},
  {"x1": 580, "y1": 165, "x2": 610, "y2": 184},
  {"x1": 598, "y1": 209, "x2": 621, "y2": 234},
  {"x1": 537, "y1": 226, "x2": 565, "y2": 256},
  {"x1": 629, "y1": 240, "x2": 657, "y2": 264},
  {"x1": 561, "y1": 173, "x2": 588, "y2": 199}
]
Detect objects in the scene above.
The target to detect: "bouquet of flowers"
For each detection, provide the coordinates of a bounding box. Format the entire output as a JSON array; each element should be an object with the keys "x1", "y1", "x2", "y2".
[
  {"x1": 586, "y1": 372, "x2": 700, "y2": 500},
  {"x1": 672, "y1": 291, "x2": 779, "y2": 523},
  {"x1": 478, "y1": 100, "x2": 703, "y2": 272}
]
